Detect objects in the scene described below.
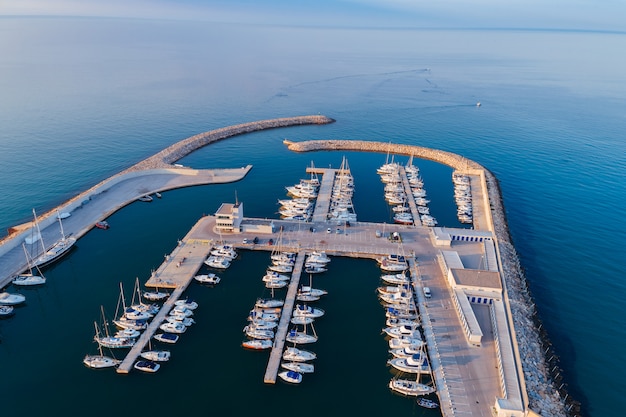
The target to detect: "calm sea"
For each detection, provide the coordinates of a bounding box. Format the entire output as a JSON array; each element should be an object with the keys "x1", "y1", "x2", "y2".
[{"x1": 1, "y1": 18, "x2": 625, "y2": 416}]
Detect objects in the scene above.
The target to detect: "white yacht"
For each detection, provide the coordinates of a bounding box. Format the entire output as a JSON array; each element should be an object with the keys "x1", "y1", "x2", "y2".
[
  {"x1": 389, "y1": 378, "x2": 435, "y2": 396},
  {"x1": 194, "y1": 273, "x2": 221, "y2": 285},
  {"x1": 141, "y1": 350, "x2": 171, "y2": 362},
  {"x1": 159, "y1": 321, "x2": 187, "y2": 334},
  {"x1": 282, "y1": 347, "x2": 316, "y2": 362},
  {"x1": 281, "y1": 361, "x2": 314, "y2": 374},
  {"x1": 0, "y1": 292, "x2": 26, "y2": 306},
  {"x1": 278, "y1": 370, "x2": 303, "y2": 384}
]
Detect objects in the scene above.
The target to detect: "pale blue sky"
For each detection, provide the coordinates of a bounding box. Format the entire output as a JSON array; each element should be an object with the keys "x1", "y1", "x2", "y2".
[{"x1": 1, "y1": 0, "x2": 624, "y2": 31}]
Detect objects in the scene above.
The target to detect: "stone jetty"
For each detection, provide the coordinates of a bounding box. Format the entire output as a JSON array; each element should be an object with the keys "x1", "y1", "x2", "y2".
[{"x1": 285, "y1": 139, "x2": 572, "y2": 417}]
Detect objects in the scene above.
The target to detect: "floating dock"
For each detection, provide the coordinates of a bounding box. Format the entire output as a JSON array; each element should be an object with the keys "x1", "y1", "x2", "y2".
[{"x1": 263, "y1": 251, "x2": 306, "y2": 384}]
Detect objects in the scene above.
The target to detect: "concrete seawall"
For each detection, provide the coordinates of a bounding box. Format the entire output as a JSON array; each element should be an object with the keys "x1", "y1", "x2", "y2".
[
  {"x1": 285, "y1": 139, "x2": 571, "y2": 417},
  {"x1": 0, "y1": 116, "x2": 334, "y2": 286}
]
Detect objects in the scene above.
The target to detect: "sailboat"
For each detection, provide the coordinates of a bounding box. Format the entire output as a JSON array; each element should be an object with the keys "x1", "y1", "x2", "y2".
[
  {"x1": 12, "y1": 243, "x2": 46, "y2": 286},
  {"x1": 84, "y1": 322, "x2": 122, "y2": 369},
  {"x1": 94, "y1": 306, "x2": 135, "y2": 349},
  {"x1": 30, "y1": 209, "x2": 76, "y2": 268},
  {"x1": 388, "y1": 376, "x2": 435, "y2": 396}
]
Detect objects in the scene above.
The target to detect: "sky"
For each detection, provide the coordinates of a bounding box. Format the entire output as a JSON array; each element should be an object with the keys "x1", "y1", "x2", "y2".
[{"x1": 1, "y1": 0, "x2": 624, "y2": 32}]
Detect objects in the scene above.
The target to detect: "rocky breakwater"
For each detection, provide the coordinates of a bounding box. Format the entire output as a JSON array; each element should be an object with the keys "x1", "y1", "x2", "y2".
[
  {"x1": 285, "y1": 139, "x2": 573, "y2": 417},
  {"x1": 130, "y1": 115, "x2": 334, "y2": 171}
]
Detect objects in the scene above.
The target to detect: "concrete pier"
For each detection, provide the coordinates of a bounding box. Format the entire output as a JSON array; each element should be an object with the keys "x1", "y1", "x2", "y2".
[
  {"x1": 263, "y1": 251, "x2": 306, "y2": 384},
  {"x1": 116, "y1": 224, "x2": 211, "y2": 373},
  {"x1": 307, "y1": 168, "x2": 336, "y2": 222}
]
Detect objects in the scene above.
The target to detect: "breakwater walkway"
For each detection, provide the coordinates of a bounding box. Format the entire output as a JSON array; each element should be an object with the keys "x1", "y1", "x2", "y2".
[
  {"x1": 0, "y1": 115, "x2": 334, "y2": 289},
  {"x1": 284, "y1": 139, "x2": 569, "y2": 417}
]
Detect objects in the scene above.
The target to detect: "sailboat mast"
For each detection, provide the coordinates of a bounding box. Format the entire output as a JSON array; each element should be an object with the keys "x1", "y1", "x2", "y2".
[
  {"x1": 56, "y1": 209, "x2": 66, "y2": 240},
  {"x1": 32, "y1": 208, "x2": 46, "y2": 254}
]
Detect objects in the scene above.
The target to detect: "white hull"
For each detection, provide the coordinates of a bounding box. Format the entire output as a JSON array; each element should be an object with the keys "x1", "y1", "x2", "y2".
[
  {"x1": 12, "y1": 274, "x2": 46, "y2": 286},
  {"x1": 283, "y1": 347, "x2": 316, "y2": 362},
  {"x1": 389, "y1": 379, "x2": 435, "y2": 396},
  {"x1": 83, "y1": 355, "x2": 121, "y2": 369},
  {"x1": 281, "y1": 361, "x2": 314, "y2": 373},
  {"x1": 141, "y1": 350, "x2": 171, "y2": 362}
]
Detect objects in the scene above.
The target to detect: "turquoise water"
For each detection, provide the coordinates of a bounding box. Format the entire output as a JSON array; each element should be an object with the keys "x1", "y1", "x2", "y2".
[{"x1": 1, "y1": 18, "x2": 626, "y2": 416}]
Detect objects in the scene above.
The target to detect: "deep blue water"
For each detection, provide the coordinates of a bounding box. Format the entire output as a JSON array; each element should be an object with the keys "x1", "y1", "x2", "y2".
[{"x1": 1, "y1": 18, "x2": 625, "y2": 416}]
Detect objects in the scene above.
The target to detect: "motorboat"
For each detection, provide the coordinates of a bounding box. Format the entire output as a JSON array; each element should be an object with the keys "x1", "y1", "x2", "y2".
[
  {"x1": 388, "y1": 353, "x2": 430, "y2": 374},
  {"x1": 141, "y1": 350, "x2": 171, "y2": 362},
  {"x1": 253, "y1": 305, "x2": 282, "y2": 314},
  {"x1": 210, "y1": 245, "x2": 238, "y2": 260},
  {"x1": 248, "y1": 310, "x2": 279, "y2": 322},
  {"x1": 389, "y1": 345, "x2": 426, "y2": 358},
  {"x1": 290, "y1": 316, "x2": 314, "y2": 325},
  {"x1": 389, "y1": 378, "x2": 435, "y2": 396},
  {"x1": 83, "y1": 353, "x2": 121, "y2": 369},
  {"x1": 154, "y1": 333, "x2": 179, "y2": 344},
  {"x1": 377, "y1": 284, "x2": 411, "y2": 296},
  {"x1": 281, "y1": 361, "x2": 314, "y2": 374},
  {"x1": 386, "y1": 307, "x2": 419, "y2": 320},
  {"x1": 379, "y1": 291, "x2": 415, "y2": 306},
  {"x1": 262, "y1": 272, "x2": 290, "y2": 282},
  {"x1": 0, "y1": 292, "x2": 26, "y2": 306},
  {"x1": 386, "y1": 317, "x2": 420, "y2": 328},
  {"x1": 296, "y1": 293, "x2": 320, "y2": 302},
  {"x1": 417, "y1": 398, "x2": 439, "y2": 409},
  {"x1": 194, "y1": 274, "x2": 221, "y2": 285},
  {"x1": 170, "y1": 305, "x2": 194, "y2": 317},
  {"x1": 114, "y1": 328, "x2": 141, "y2": 339},
  {"x1": 166, "y1": 316, "x2": 195, "y2": 327},
  {"x1": 278, "y1": 370, "x2": 303, "y2": 384},
  {"x1": 393, "y1": 213, "x2": 414, "y2": 225},
  {"x1": 247, "y1": 319, "x2": 278, "y2": 330},
  {"x1": 293, "y1": 304, "x2": 324, "y2": 318},
  {"x1": 95, "y1": 221, "x2": 110, "y2": 230},
  {"x1": 379, "y1": 259, "x2": 408, "y2": 273},
  {"x1": 83, "y1": 343, "x2": 121, "y2": 369},
  {"x1": 12, "y1": 273, "x2": 46, "y2": 286},
  {"x1": 143, "y1": 288, "x2": 169, "y2": 301},
  {"x1": 388, "y1": 336, "x2": 424, "y2": 350},
  {"x1": 381, "y1": 273, "x2": 410, "y2": 285},
  {"x1": 134, "y1": 360, "x2": 160, "y2": 373},
  {"x1": 242, "y1": 339, "x2": 273, "y2": 350},
  {"x1": 204, "y1": 255, "x2": 231, "y2": 269},
  {"x1": 265, "y1": 280, "x2": 288, "y2": 289},
  {"x1": 124, "y1": 307, "x2": 153, "y2": 321},
  {"x1": 174, "y1": 299, "x2": 198, "y2": 310},
  {"x1": 299, "y1": 286, "x2": 327, "y2": 297},
  {"x1": 255, "y1": 298, "x2": 284, "y2": 309},
  {"x1": 244, "y1": 326, "x2": 274, "y2": 340},
  {"x1": 306, "y1": 251, "x2": 330, "y2": 264},
  {"x1": 382, "y1": 324, "x2": 421, "y2": 339},
  {"x1": 0, "y1": 305, "x2": 15, "y2": 318},
  {"x1": 159, "y1": 321, "x2": 187, "y2": 334},
  {"x1": 268, "y1": 263, "x2": 293, "y2": 273},
  {"x1": 304, "y1": 265, "x2": 327, "y2": 274},
  {"x1": 138, "y1": 195, "x2": 153, "y2": 202},
  {"x1": 286, "y1": 328, "x2": 317, "y2": 344},
  {"x1": 283, "y1": 347, "x2": 316, "y2": 362}
]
